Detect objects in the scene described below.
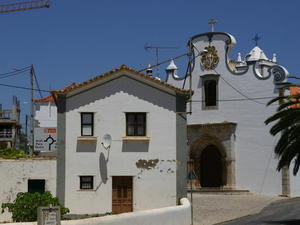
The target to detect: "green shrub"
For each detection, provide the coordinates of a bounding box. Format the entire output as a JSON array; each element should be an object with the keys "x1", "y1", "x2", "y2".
[
  {"x1": 0, "y1": 148, "x2": 29, "y2": 159},
  {"x1": 1, "y1": 192, "x2": 69, "y2": 222}
]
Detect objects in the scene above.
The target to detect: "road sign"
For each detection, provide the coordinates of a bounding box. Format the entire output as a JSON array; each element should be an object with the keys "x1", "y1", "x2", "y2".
[{"x1": 34, "y1": 127, "x2": 57, "y2": 151}]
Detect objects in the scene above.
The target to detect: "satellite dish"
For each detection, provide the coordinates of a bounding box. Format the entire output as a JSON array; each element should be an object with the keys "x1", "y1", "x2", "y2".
[{"x1": 102, "y1": 134, "x2": 112, "y2": 149}]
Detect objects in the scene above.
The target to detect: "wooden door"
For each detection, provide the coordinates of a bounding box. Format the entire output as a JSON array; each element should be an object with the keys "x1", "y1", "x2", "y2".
[{"x1": 112, "y1": 176, "x2": 133, "y2": 214}]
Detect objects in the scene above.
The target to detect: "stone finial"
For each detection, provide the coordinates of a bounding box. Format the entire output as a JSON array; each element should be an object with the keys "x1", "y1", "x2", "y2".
[
  {"x1": 146, "y1": 64, "x2": 153, "y2": 76},
  {"x1": 237, "y1": 52, "x2": 242, "y2": 62},
  {"x1": 272, "y1": 53, "x2": 277, "y2": 63}
]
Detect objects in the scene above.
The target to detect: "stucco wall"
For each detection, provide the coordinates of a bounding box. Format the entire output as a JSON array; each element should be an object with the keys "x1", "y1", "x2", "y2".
[
  {"x1": 168, "y1": 33, "x2": 298, "y2": 195},
  {"x1": 0, "y1": 159, "x2": 57, "y2": 222},
  {"x1": 0, "y1": 198, "x2": 191, "y2": 225},
  {"x1": 58, "y1": 75, "x2": 187, "y2": 214},
  {"x1": 34, "y1": 102, "x2": 57, "y2": 127}
]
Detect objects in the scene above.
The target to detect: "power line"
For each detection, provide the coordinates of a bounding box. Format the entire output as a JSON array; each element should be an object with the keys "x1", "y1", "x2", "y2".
[
  {"x1": 138, "y1": 53, "x2": 188, "y2": 72},
  {"x1": 190, "y1": 96, "x2": 278, "y2": 103},
  {"x1": 0, "y1": 82, "x2": 50, "y2": 92},
  {"x1": 0, "y1": 66, "x2": 31, "y2": 77},
  {"x1": 0, "y1": 69, "x2": 31, "y2": 79},
  {"x1": 0, "y1": 81, "x2": 281, "y2": 103},
  {"x1": 213, "y1": 69, "x2": 267, "y2": 105}
]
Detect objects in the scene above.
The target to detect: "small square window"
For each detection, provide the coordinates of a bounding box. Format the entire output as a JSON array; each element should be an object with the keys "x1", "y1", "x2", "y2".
[
  {"x1": 28, "y1": 179, "x2": 45, "y2": 194},
  {"x1": 126, "y1": 113, "x2": 146, "y2": 136},
  {"x1": 81, "y1": 113, "x2": 94, "y2": 136},
  {"x1": 80, "y1": 176, "x2": 94, "y2": 190}
]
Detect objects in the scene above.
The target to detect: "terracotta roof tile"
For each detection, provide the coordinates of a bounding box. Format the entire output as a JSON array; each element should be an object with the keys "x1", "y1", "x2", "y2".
[
  {"x1": 35, "y1": 83, "x2": 76, "y2": 103},
  {"x1": 290, "y1": 86, "x2": 300, "y2": 108},
  {"x1": 55, "y1": 65, "x2": 190, "y2": 96}
]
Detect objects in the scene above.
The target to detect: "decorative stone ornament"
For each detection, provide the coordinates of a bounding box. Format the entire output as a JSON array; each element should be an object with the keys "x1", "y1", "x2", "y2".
[{"x1": 200, "y1": 46, "x2": 219, "y2": 70}]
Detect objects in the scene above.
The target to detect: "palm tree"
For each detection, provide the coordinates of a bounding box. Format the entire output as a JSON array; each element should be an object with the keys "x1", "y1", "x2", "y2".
[{"x1": 265, "y1": 77, "x2": 300, "y2": 175}]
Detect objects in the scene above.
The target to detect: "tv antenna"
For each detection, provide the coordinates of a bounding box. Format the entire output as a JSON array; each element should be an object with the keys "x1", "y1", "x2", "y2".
[{"x1": 144, "y1": 44, "x2": 179, "y2": 78}]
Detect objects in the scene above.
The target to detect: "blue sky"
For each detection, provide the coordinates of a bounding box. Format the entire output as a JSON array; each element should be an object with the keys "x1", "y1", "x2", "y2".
[{"x1": 0, "y1": 0, "x2": 299, "y2": 126}]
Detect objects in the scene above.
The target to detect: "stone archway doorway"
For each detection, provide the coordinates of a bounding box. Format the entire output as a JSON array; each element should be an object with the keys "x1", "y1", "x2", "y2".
[{"x1": 200, "y1": 145, "x2": 222, "y2": 187}]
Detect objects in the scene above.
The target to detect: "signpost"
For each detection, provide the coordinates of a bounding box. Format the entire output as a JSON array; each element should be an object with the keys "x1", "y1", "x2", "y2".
[
  {"x1": 37, "y1": 206, "x2": 61, "y2": 225},
  {"x1": 34, "y1": 128, "x2": 57, "y2": 151},
  {"x1": 188, "y1": 160, "x2": 197, "y2": 225}
]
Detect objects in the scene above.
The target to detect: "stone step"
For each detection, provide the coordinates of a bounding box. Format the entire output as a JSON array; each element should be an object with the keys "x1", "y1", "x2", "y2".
[{"x1": 188, "y1": 188, "x2": 251, "y2": 195}]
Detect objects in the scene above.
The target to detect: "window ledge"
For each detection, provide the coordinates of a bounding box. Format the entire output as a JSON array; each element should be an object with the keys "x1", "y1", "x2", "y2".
[
  {"x1": 122, "y1": 136, "x2": 150, "y2": 142},
  {"x1": 77, "y1": 189, "x2": 96, "y2": 192},
  {"x1": 77, "y1": 136, "x2": 97, "y2": 142}
]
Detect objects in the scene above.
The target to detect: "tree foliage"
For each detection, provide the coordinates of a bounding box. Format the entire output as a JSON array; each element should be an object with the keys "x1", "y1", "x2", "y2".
[
  {"x1": 1, "y1": 192, "x2": 69, "y2": 222},
  {"x1": 265, "y1": 79, "x2": 300, "y2": 175}
]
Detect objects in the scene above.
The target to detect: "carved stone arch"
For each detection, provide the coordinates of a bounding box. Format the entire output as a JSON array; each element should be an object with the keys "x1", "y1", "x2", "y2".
[{"x1": 189, "y1": 134, "x2": 235, "y2": 189}]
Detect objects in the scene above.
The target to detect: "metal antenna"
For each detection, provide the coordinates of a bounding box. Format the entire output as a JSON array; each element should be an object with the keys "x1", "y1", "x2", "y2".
[{"x1": 144, "y1": 44, "x2": 179, "y2": 78}]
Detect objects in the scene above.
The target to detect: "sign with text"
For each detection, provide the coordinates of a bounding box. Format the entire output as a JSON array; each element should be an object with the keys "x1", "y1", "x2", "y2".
[
  {"x1": 34, "y1": 127, "x2": 57, "y2": 151},
  {"x1": 37, "y1": 206, "x2": 61, "y2": 225}
]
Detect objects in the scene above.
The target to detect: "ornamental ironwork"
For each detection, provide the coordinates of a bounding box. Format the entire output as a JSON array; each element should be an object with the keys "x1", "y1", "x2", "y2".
[{"x1": 200, "y1": 46, "x2": 219, "y2": 70}]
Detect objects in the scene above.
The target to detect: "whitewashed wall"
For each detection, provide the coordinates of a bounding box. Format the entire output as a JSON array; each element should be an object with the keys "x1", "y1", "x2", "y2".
[
  {"x1": 34, "y1": 102, "x2": 57, "y2": 127},
  {"x1": 168, "y1": 33, "x2": 298, "y2": 195},
  {"x1": 0, "y1": 159, "x2": 57, "y2": 222},
  {"x1": 0, "y1": 198, "x2": 191, "y2": 225}
]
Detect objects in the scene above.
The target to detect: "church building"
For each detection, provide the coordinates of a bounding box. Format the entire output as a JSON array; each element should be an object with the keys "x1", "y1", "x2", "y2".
[{"x1": 166, "y1": 27, "x2": 298, "y2": 196}]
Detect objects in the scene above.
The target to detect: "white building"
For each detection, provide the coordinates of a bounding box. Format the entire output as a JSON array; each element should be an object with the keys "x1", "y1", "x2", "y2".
[
  {"x1": 166, "y1": 31, "x2": 299, "y2": 196},
  {"x1": 52, "y1": 65, "x2": 189, "y2": 215},
  {"x1": 34, "y1": 95, "x2": 57, "y2": 128}
]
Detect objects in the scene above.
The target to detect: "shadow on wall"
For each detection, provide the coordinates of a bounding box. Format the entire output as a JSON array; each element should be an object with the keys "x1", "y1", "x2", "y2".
[
  {"x1": 65, "y1": 75, "x2": 176, "y2": 112},
  {"x1": 122, "y1": 142, "x2": 149, "y2": 152},
  {"x1": 96, "y1": 152, "x2": 109, "y2": 190},
  {"x1": 76, "y1": 141, "x2": 97, "y2": 152}
]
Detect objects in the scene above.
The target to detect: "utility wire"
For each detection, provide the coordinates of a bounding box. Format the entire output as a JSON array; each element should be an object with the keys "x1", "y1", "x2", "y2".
[
  {"x1": 213, "y1": 69, "x2": 267, "y2": 105},
  {"x1": 0, "y1": 66, "x2": 31, "y2": 77},
  {"x1": 138, "y1": 53, "x2": 188, "y2": 72},
  {"x1": 0, "y1": 68, "x2": 31, "y2": 79},
  {"x1": 0, "y1": 82, "x2": 50, "y2": 93},
  {"x1": 0, "y1": 81, "x2": 281, "y2": 103}
]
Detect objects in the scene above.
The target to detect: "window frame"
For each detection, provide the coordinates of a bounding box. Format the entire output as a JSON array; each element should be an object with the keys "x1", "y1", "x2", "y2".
[
  {"x1": 81, "y1": 113, "x2": 94, "y2": 136},
  {"x1": 80, "y1": 176, "x2": 94, "y2": 190},
  {"x1": 201, "y1": 74, "x2": 219, "y2": 110},
  {"x1": 126, "y1": 113, "x2": 146, "y2": 136}
]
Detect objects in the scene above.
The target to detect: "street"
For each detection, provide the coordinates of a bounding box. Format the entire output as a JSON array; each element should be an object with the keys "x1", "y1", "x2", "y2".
[{"x1": 220, "y1": 197, "x2": 300, "y2": 225}]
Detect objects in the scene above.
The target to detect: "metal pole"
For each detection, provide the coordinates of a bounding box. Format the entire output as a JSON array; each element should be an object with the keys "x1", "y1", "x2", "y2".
[
  {"x1": 30, "y1": 65, "x2": 35, "y2": 155},
  {"x1": 190, "y1": 179, "x2": 193, "y2": 225}
]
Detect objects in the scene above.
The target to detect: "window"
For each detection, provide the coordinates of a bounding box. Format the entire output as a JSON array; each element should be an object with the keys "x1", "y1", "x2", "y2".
[
  {"x1": 126, "y1": 113, "x2": 146, "y2": 136},
  {"x1": 204, "y1": 80, "x2": 217, "y2": 106},
  {"x1": 28, "y1": 179, "x2": 45, "y2": 194},
  {"x1": 81, "y1": 113, "x2": 94, "y2": 136},
  {"x1": 201, "y1": 74, "x2": 219, "y2": 109},
  {"x1": 80, "y1": 176, "x2": 94, "y2": 189}
]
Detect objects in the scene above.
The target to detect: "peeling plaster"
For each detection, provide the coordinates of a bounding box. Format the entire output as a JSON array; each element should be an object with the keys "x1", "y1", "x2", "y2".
[{"x1": 136, "y1": 159, "x2": 159, "y2": 170}]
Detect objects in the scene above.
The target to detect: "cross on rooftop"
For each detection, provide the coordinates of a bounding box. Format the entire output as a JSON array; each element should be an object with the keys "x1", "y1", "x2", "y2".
[
  {"x1": 252, "y1": 34, "x2": 261, "y2": 46},
  {"x1": 208, "y1": 19, "x2": 217, "y2": 32}
]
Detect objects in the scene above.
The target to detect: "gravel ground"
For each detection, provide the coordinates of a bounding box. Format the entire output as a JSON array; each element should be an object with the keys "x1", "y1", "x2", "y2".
[{"x1": 188, "y1": 193, "x2": 285, "y2": 225}]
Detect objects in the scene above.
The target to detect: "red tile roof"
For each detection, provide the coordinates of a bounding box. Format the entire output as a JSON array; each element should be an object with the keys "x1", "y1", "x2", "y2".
[
  {"x1": 53, "y1": 65, "x2": 190, "y2": 96},
  {"x1": 290, "y1": 86, "x2": 300, "y2": 108},
  {"x1": 35, "y1": 83, "x2": 76, "y2": 103}
]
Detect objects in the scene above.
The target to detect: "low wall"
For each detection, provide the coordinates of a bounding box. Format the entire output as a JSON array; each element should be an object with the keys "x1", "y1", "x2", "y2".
[
  {"x1": 1, "y1": 198, "x2": 191, "y2": 225},
  {"x1": 0, "y1": 158, "x2": 57, "y2": 222}
]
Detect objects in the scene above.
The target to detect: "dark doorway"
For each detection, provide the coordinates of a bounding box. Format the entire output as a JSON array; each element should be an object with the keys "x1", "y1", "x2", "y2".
[
  {"x1": 200, "y1": 145, "x2": 222, "y2": 187},
  {"x1": 28, "y1": 179, "x2": 45, "y2": 194},
  {"x1": 112, "y1": 176, "x2": 133, "y2": 214}
]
